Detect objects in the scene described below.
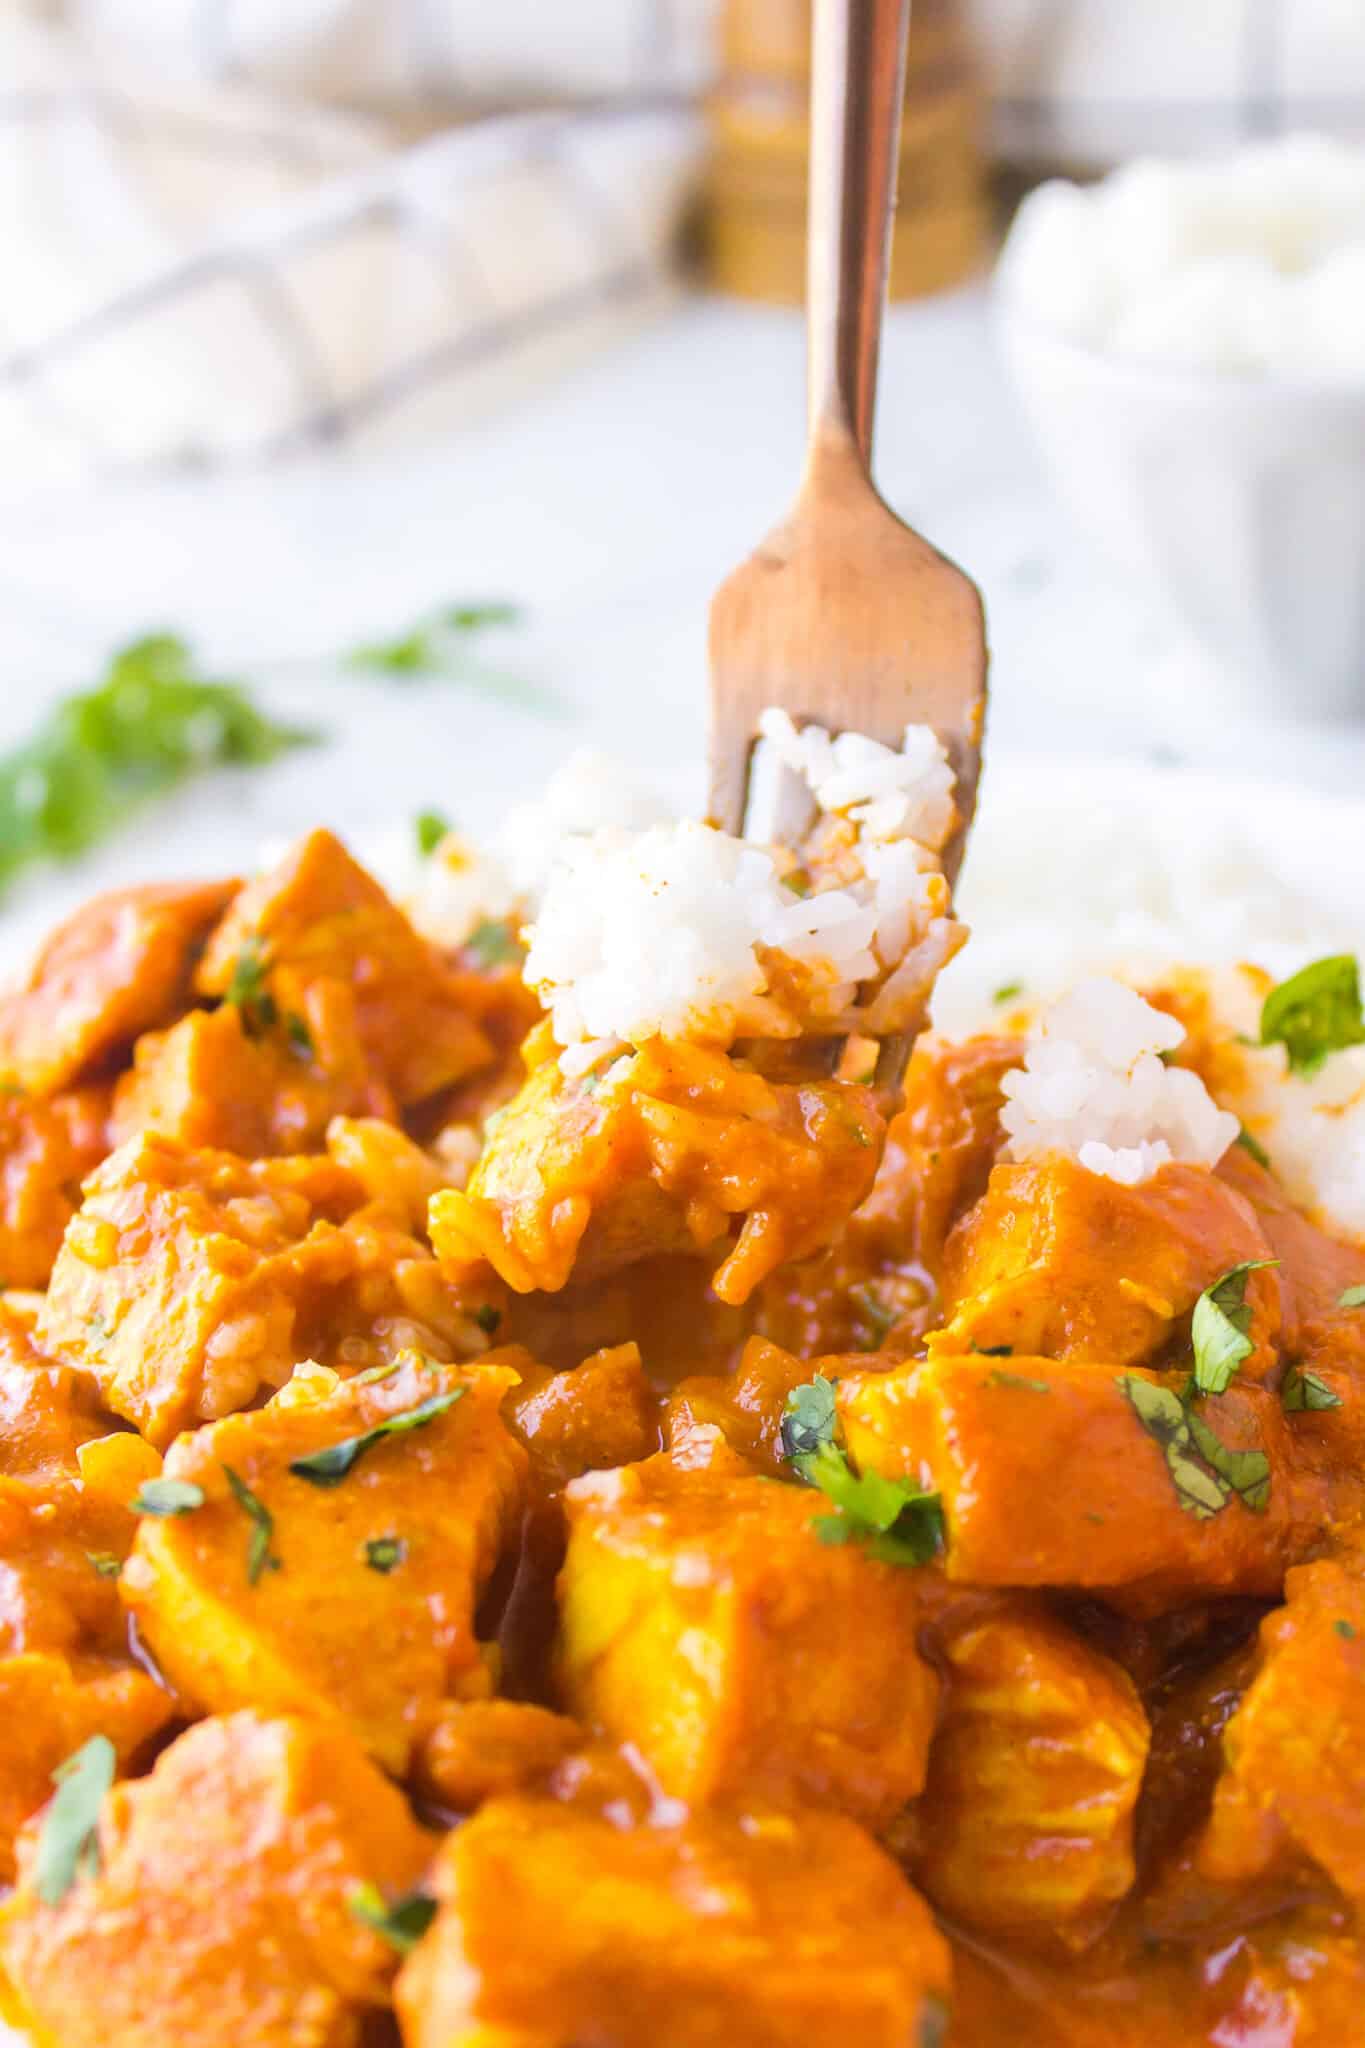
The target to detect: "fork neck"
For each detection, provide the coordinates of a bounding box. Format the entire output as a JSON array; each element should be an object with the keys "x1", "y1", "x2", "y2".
[{"x1": 804, "y1": 0, "x2": 911, "y2": 476}]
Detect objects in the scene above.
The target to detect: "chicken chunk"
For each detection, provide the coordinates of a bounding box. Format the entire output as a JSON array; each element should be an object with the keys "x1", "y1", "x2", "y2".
[
  {"x1": 1, "y1": 1711, "x2": 433, "y2": 2048},
  {"x1": 395, "y1": 1796, "x2": 951, "y2": 2048},
  {"x1": 0, "y1": 879, "x2": 237, "y2": 1096},
  {"x1": 432, "y1": 1032, "x2": 884, "y2": 1306},
  {"x1": 504, "y1": 1341, "x2": 659, "y2": 1493},
  {"x1": 121, "y1": 1354, "x2": 526, "y2": 1773},
  {"x1": 0, "y1": 1340, "x2": 152, "y2": 1660},
  {"x1": 838, "y1": 1355, "x2": 1306, "y2": 1601},
  {"x1": 0, "y1": 1088, "x2": 110, "y2": 1291},
  {"x1": 413, "y1": 1700, "x2": 582, "y2": 1815},
  {"x1": 557, "y1": 1447, "x2": 939, "y2": 1825},
  {"x1": 196, "y1": 830, "x2": 492, "y2": 1107},
  {"x1": 914, "y1": 1607, "x2": 1150, "y2": 1945},
  {"x1": 0, "y1": 1651, "x2": 171, "y2": 1881},
  {"x1": 36, "y1": 1132, "x2": 478, "y2": 1446},
  {"x1": 935, "y1": 1158, "x2": 1279, "y2": 1370},
  {"x1": 1195, "y1": 1556, "x2": 1365, "y2": 1907}
]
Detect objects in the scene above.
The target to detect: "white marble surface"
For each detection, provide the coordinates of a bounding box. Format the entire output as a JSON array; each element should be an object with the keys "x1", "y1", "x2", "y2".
[{"x1": 0, "y1": 279, "x2": 1362, "y2": 969}]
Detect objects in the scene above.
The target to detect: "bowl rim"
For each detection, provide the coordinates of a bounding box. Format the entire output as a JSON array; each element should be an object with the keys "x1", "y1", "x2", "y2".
[{"x1": 993, "y1": 290, "x2": 1365, "y2": 407}]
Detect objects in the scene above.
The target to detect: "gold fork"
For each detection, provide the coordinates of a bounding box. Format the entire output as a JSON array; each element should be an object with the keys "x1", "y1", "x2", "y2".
[{"x1": 707, "y1": 0, "x2": 988, "y2": 1093}]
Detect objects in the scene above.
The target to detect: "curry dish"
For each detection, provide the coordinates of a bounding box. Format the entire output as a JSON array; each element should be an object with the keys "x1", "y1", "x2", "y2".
[{"x1": 1, "y1": 808, "x2": 1364, "y2": 2048}]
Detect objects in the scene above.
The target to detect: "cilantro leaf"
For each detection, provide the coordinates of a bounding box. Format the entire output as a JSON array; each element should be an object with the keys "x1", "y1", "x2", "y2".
[
  {"x1": 1120, "y1": 1374, "x2": 1270, "y2": 1518},
  {"x1": 992, "y1": 982, "x2": 1023, "y2": 1005},
  {"x1": 221, "y1": 1465, "x2": 280, "y2": 1585},
  {"x1": 779, "y1": 1378, "x2": 838, "y2": 1459},
  {"x1": 1336, "y1": 1619, "x2": 1357, "y2": 1641},
  {"x1": 289, "y1": 1388, "x2": 464, "y2": 1488},
  {"x1": 1191, "y1": 1260, "x2": 1277, "y2": 1395},
  {"x1": 34, "y1": 1735, "x2": 116, "y2": 1905},
  {"x1": 1120, "y1": 1376, "x2": 1231, "y2": 1520},
  {"x1": 85, "y1": 1551, "x2": 121, "y2": 1579},
  {"x1": 781, "y1": 1383, "x2": 942, "y2": 1567},
  {"x1": 986, "y1": 1368, "x2": 1052, "y2": 1393},
  {"x1": 1260, "y1": 955, "x2": 1365, "y2": 1077},
  {"x1": 1281, "y1": 1365, "x2": 1342, "y2": 1413},
  {"x1": 1235, "y1": 1125, "x2": 1271, "y2": 1169},
  {"x1": 129, "y1": 1477, "x2": 205, "y2": 1517},
  {"x1": 414, "y1": 810, "x2": 452, "y2": 857},
  {"x1": 347, "y1": 1880, "x2": 437, "y2": 1954},
  {"x1": 1185, "y1": 1410, "x2": 1271, "y2": 1513},
  {"x1": 364, "y1": 1536, "x2": 407, "y2": 1574},
  {"x1": 0, "y1": 635, "x2": 312, "y2": 898},
  {"x1": 465, "y1": 918, "x2": 523, "y2": 971},
  {"x1": 224, "y1": 935, "x2": 277, "y2": 1037},
  {"x1": 1340, "y1": 1286, "x2": 1365, "y2": 1310},
  {"x1": 345, "y1": 602, "x2": 563, "y2": 717}
]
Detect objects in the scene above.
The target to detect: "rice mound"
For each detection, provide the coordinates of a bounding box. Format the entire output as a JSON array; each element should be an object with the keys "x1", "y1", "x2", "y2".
[
  {"x1": 374, "y1": 748, "x2": 673, "y2": 950},
  {"x1": 999, "y1": 976, "x2": 1240, "y2": 1187},
  {"x1": 523, "y1": 717, "x2": 964, "y2": 1067}
]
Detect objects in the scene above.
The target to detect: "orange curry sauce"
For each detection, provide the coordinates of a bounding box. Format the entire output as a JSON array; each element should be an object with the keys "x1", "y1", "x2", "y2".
[{"x1": 0, "y1": 833, "x2": 1363, "y2": 2047}]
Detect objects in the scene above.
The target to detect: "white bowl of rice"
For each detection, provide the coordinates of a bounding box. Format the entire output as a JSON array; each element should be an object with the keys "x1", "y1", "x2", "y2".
[{"x1": 996, "y1": 134, "x2": 1365, "y2": 723}]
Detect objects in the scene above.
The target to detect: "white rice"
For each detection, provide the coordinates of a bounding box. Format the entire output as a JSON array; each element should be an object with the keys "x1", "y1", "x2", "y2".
[
  {"x1": 522, "y1": 717, "x2": 963, "y2": 1065},
  {"x1": 999, "y1": 977, "x2": 1240, "y2": 1187},
  {"x1": 999, "y1": 132, "x2": 1365, "y2": 379},
  {"x1": 373, "y1": 748, "x2": 672, "y2": 950}
]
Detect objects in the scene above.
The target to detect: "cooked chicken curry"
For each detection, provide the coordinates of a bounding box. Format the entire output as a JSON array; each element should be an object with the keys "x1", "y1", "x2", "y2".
[{"x1": 1, "y1": 827, "x2": 1364, "y2": 2047}]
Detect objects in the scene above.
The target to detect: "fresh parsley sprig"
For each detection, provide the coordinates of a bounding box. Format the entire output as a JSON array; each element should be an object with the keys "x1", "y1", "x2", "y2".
[
  {"x1": 781, "y1": 1380, "x2": 943, "y2": 1567},
  {"x1": 1260, "y1": 955, "x2": 1365, "y2": 1077}
]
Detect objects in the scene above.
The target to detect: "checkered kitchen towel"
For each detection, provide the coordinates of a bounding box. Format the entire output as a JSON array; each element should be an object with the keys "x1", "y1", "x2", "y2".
[
  {"x1": 5, "y1": 1, "x2": 1362, "y2": 483},
  {"x1": 0, "y1": 8, "x2": 702, "y2": 484}
]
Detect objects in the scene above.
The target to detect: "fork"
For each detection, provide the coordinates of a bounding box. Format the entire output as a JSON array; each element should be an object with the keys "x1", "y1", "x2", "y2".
[{"x1": 707, "y1": 0, "x2": 988, "y2": 1092}]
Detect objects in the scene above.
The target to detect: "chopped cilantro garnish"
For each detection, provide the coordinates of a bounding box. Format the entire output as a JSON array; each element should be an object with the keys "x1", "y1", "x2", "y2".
[
  {"x1": 1340, "y1": 1286, "x2": 1365, "y2": 1310},
  {"x1": 781, "y1": 1377, "x2": 838, "y2": 1458},
  {"x1": 289, "y1": 1388, "x2": 464, "y2": 1487},
  {"x1": 1336, "y1": 1619, "x2": 1357, "y2": 1641},
  {"x1": 347, "y1": 1880, "x2": 437, "y2": 1953},
  {"x1": 129, "y1": 1477, "x2": 205, "y2": 1517},
  {"x1": 33, "y1": 1735, "x2": 116, "y2": 1905},
  {"x1": 285, "y1": 1011, "x2": 313, "y2": 1060},
  {"x1": 992, "y1": 981, "x2": 1024, "y2": 1005},
  {"x1": 918, "y1": 1996, "x2": 951, "y2": 2048},
  {"x1": 224, "y1": 936, "x2": 277, "y2": 1036},
  {"x1": 364, "y1": 1536, "x2": 407, "y2": 1574},
  {"x1": 1190, "y1": 1260, "x2": 1277, "y2": 1396},
  {"x1": 472, "y1": 1304, "x2": 501, "y2": 1335},
  {"x1": 85, "y1": 1551, "x2": 121, "y2": 1578},
  {"x1": 1235, "y1": 1125, "x2": 1271, "y2": 1169},
  {"x1": 221, "y1": 1464, "x2": 280, "y2": 1585},
  {"x1": 414, "y1": 809, "x2": 452, "y2": 857},
  {"x1": 985, "y1": 1368, "x2": 1051, "y2": 1393},
  {"x1": 781, "y1": 1381, "x2": 942, "y2": 1567},
  {"x1": 1185, "y1": 1409, "x2": 1272, "y2": 1513},
  {"x1": 972, "y1": 1344, "x2": 1014, "y2": 1358},
  {"x1": 1260, "y1": 955, "x2": 1365, "y2": 1077},
  {"x1": 0, "y1": 634, "x2": 313, "y2": 901},
  {"x1": 1281, "y1": 1365, "x2": 1342, "y2": 1412},
  {"x1": 1120, "y1": 1375, "x2": 1269, "y2": 1519},
  {"x1": 848, "y1": 1283, "x2": 898, "y2": 1346},
  {"x1": 465, "y1": 918, "x2": 523, "y2": 971}
]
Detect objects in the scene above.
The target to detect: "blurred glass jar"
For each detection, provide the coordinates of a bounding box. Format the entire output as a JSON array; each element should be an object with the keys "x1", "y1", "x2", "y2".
[{"x1": 703, "y1": 0, "x2": 988, "y2": 302}]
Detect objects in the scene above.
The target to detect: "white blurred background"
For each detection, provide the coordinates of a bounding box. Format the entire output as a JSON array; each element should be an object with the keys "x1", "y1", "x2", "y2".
[{"x1": 0, "y1": 0, "x2": 1362, "y2": 968}]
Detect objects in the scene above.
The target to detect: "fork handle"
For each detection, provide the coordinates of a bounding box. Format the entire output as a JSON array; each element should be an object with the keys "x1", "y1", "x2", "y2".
[{"x1": 806, "y1": 0, "x2": 912, "y2": 470}]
